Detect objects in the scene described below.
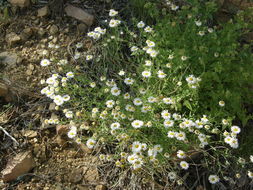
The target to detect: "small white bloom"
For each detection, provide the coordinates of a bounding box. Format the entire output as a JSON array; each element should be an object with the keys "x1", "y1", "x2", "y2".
[
  {"x1": 111, "y1": 86, "x2": 121, "y2": 96},
  {"x1": 124, "y1": 78, "x2": 134, "y2": 85},
  {"x1": 109, "y1": 9, "x2": 118, "y2": 17},
  {"x1": 133, "y1": 98, "x2": 143, "y2": 106},
  {"x1": 67, "y1": 129, "x2": 77, "y2": 139},
  {"x1": 86, "y1": 55, "x2": 93, "y2": 61},
  {"x1": 106, "y1": 100, "x2": 115, "y2": 108},
  {"x1": 145, "y1": 60, "x2": 152, "y2": 66},
  {"x1": 109, "y1": 19, "x2": 121, "y2": 27},
  {"x1": 164, "y1": 119, "x2": 174, "y2": 128},
  {"x1": 132, "y1": 141, "x2": 142, "y2": 153},
  {"x1": 177, "y1": 150, "x2": 186, "y2": 159},
  {"x1": 131, "y1": 120, "x2": 144, "y2": 128},
  {"x1": 157, "y1": 70, "x2": 167, "y2": 78},
  {"x1": 219, "y1": 100, "x2": 225, "y2": 107},
  {"x1": 40, "y1": 59, "x2": 51, "y2": 67},
  {"x1": 130, "y1": 46, "x2": 139, "y2": 52},
  {"x1": 137, "y1": 21, "x2": 145, "y2": 28},
  {"x1": 208, "y1": 175, "x2": 220, "y2": 184},
  {"x1": 66, "y1": 72, "x2": 74, "y2": 78},
  {"x1": 142, "y1": 70, "x2": 151, "y2": 78},
  {"x1": 180, "y1": 161, "x2": 189, "y2": 170},
  {"x1": 195, "y1": 20, "x2": 202, "y2": 26},
  {"x1": 86, "y1": 139, "x2": 96, "y2": 149},
  {"x1": 110, "y1": 122, "x2": 120, "y2": 130},
  {"x1": 231, "y1": 126, "x2": 241, "y2": 134},
  {"x1": 144, "y1": 26, "x2": 153, "y2": 33},
  {"x1": 65, "y1": 111, "x2": 73, "y2": 118},
  {"x1": 118, "y1": 70, "x2": 125, "y2": 76}
]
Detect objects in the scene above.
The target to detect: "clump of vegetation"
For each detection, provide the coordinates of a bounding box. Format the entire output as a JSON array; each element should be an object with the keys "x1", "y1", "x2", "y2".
[{"x1": 39, "y1": 0, "x2": 253, "y2": 188}]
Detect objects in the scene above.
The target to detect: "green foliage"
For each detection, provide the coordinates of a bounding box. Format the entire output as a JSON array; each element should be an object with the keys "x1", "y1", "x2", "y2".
[{"x1": 40, "y1": 0, "x2": 253, "y2": 187}]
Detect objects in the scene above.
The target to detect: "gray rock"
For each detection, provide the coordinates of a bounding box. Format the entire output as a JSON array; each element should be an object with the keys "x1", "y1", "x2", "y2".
[
  {"x1": 77, "y1": 23, "x2": 88, "y2": 34},
  {"x1": 1, "y1": 151, "x2": 36, "y2": 182},
  {"x1": 49, "y1": 25, "x2": 59, "y2": 35},
  {"x1": 37, "y1": 6, "x2": 50, "y2": 17},
  {"x1": 9, "y1": 0, "x2": 30, "y2": 8},
  {"x1": 5, "y1": 32, "x2": 21, "y2": 46},
  {"x1": 0, "y1": 52, "x2": 22, "y2": 69},
  {"x1": 65, "y1": 4, "x2": 94, "y2": 26}
]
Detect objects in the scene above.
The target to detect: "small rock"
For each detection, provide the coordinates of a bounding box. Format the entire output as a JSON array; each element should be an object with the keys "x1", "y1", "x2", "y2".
[
  {"x1": 28, "y1": 64, "x2": 35, "y2": 71},
  {"x1": 22, "y1": 130, "x2": 37, "y2": 139},
  {"x1": 76, "y1": 185, "x2": 89, "y2": 190},
  {"x1": 1, "y1": 151, "x2": 36, "y2": 182},
  {"x1": 77, "y1": 23, "x2": 88, "y2": 34},
  {"x1": 0, "y1": 52, "x2": 22, "y2": 68},
  {"x1": 49, "y1": 25, "x2": 59, "y2": 35},
  {"x1": 96, "y1": 185, "x2": 107, "y2": 190},
  {"x1": 49, "y1": 103, "x2": 56, "y2": 110},
  {"x1": 79, "y1": 143, "x2": 92, "y2": 154},
  {"x1": 26, "y1": 69, "x2": 33, "y2": 76},
  {"x1": 5, "y1": 32, "x2": 21, "y2": 46},
  {"x1": 9, "y1": 0, "x2": 30, "y2": 8},
  {"x1": 84, "y1": 168, "x2": 99, "y2": 183},
  {"x1": 37, "y1": 6, "x2": 50, "y2": 17},
  {"x1": 38, "y1": 28, "x2": 46, "y2": 37},
  {"x1": 68, "y1": 168, "x2": 83, "y2": 183},
  {"x1": 56, "y1": 125, "x2": 69, "y2": 136},
  {"x1": 65, "y1": 4, "x2": 94, "y2": 26},
  {"x1": 20, "y1": 28, "x2": 33, "y2": 41}
]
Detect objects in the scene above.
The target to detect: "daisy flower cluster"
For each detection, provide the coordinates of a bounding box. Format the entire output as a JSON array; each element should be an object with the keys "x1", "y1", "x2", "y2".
[{"x1": 38, "y1": 6, "x2": 253, "y2": 188}]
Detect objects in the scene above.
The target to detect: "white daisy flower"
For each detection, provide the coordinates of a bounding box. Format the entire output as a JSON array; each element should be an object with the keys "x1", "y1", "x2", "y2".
[
  {"x1": 145, "y1": 60, "x2": 153, "y2": 66},
  {"x1": 219, "y1": 100, "x2": 225, "y2": 107},
  {"x1": 111, "y1": 86, "x2": 121, "y2": 96},
  {"x1": 180, "y1": 161, "x2": 189, "y2": 170},
  {"x1": 65, "y1": 111, "x2": 73, "y2": 118},
  {"x1": 133, "y1": 98, "x2": 143, "y2": 106},
  {"x1": 124, "y1": 78, "x2": 134, "y2": 85},
  {"x1": 62, "y1": 95, "x2": 70, "y2": 102},
  {"x1": 109, "y1": 9, "x2": 118, "y2": 17},
  {"x1": 109, "y1": 19, "x2": 121, "y2": 27},
  {"x1": 164, "y1": 119, "x2": 174, "y2": 128},
  {"x1": 130, "y1": 46, "x2": 139, "y2": 52},
  {"x1": 118, "y1": 70, "x2": 125, "y2": 76},
  {"x1": 157, "y1": 70, "x2": 167, "y2": 78},
  {"x1": 40, "y1": 59, "x2": 51, "y2": 66},
  {"x1": 176, "y1": 131, "x2": 186, "y2": 141},
  {"x1": 163, "y1": 97, "x2": 173, "y2": 104},
  {"x1": 142, "y1": 70, "x2": 151, "y2": 78},
  {"x1": 161, "y1": 110, "x2": 171, "y2": 120},
  {"x1": 168, "y1": 131, "x2": 176, "y2": 138},
  {"x1": 110, "y1": 122, "x2": 120, "y2": 130},
  {"x1": 131, "y1": 120, "x2": 144, "y2": 128},
  {"x1": 208, "y1": 175, "x2": 220, "y2": 184},
  {"x1": 86, "y1": 139, "x2": 96, "y2": 149},
  {"x1": 67, "y1": 129, "x2": 77, "y2": 139},
  {"x1": 124, "y1": 93, "x2": 131, "y2": 99},
  {"x1": 144, "y1": 26, "x2": 153, "y2": 33},
  {"x1": 86, "y1": 55, "x2": 93, "y2": 61},
  {"x1": 154, "y1": 144, "x2": 163, "y2": 153},
  {"x1": 231, "y1": 126, "x2": 241, "y2": 134},
  {"x1": 66, "y1": 72, "x2": 74, "y2": 78},
  {"x1": 148, "y1": 96, "x2": 157, "y2": 103},
  {"x1": 106, "y1": 100, "x2": 115, "y2": 108},
  {"x1": 195, "y1": 20, "x2": 202, "y2": 26},
  {"x1": 137, "y1": 21, "x2": 145, "y2": 28},
  {"x1": 177, "y1": 150, "x2": 186, "y2": 159},
  {"x1": 132, "y1": 141, "x2": 142, "y2": 153}
]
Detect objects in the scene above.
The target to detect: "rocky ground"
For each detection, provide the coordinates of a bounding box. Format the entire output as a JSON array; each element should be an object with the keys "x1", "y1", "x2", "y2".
[
  {"x1": 1, "y1": 0, "x2": 253, "y2": 190},
  {"x1": 0, "y1": 1, "x2": 113, "y2": 189}
]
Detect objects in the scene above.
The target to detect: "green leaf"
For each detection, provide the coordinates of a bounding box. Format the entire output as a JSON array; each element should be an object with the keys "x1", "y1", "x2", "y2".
[{"x1": 183, "y1": 100, "x2": 192, "y2": 111}]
